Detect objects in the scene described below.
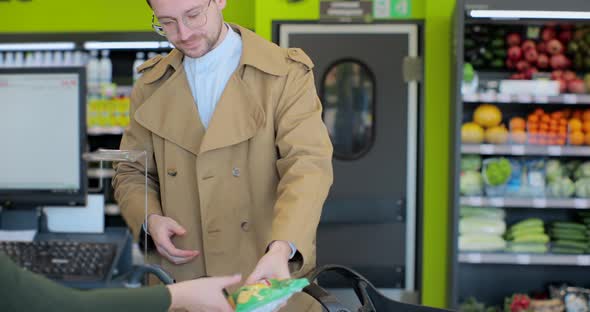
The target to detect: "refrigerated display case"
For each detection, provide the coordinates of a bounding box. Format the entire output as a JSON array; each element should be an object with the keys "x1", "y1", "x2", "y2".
[{"x1": 451, "y1": 0, "x2": 590, "y2": 310}]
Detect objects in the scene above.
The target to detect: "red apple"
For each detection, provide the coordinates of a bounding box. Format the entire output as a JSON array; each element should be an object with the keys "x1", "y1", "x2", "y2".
[
  {"x1": 522, "y1": 40, "x2": 536, "y2": 52},
  {"x1": 506, "y1": 59, "x2": 516, "y2": 69},
  {"x1": 547, "y1": 39, "x2": 564, "y2": 55},
  {"x1": 559, "y1": 30, "x2": 573, "y2": 44},
  {"x1": 516, "y1": 60, "x2": 530, "y2": 72},
  {"x1": 537, "y1": 54, "x2": 550, "y2": 69},
  {"x1": 537, "y1": 42, "x2": 547, "y2": 54},
  {"x1": 508, "y1": 46, "x2": 523, "y2": 61},
  {"x1": 524, "y1": 67, "x2": 539, "y2": 79},
  {"x1": 558, "y1": 79, "x2": 568, "y2": 93},
  {"x1": 568, "y1": 79, "x2": 586, "y2": 94},
  {"x1": 542, "y1": 27, "x2": 557, "y2": 41},
  {"x1": 551, "y1": 70, "x2": 564, "y2": 80},
  {"x1": 507, "y1": 33, "x2": 522, "y2": 47},
  {"x1": 525, "y1": 49, "x2": 539, "y2": 63},
  {"x1": 563, "y1": 70, "x2": 577, "y2": 82},
  {"x1": 551, "y1": 54, "x2": 570, "y2": 69}
]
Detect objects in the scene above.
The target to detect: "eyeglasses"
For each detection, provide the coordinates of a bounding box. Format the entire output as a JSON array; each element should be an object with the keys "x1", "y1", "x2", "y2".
[{"x1": 152, "y1": 0, "x2": 212, "y2": 37}]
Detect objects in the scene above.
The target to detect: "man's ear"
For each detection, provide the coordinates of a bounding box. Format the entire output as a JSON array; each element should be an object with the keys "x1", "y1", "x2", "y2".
[{"x1": 216, "y1": 0, "x2": 227, "y2": 10}]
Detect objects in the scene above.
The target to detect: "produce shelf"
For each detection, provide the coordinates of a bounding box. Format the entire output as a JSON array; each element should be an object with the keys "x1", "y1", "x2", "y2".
[
  {"x1": 459, "y1": 252, "x2": 590, "y2": 266},
  {"x1": 463, "y1": 93, "x2": 590, "y2": 105},
  {"x1": 461, "y1": 144, "x2": 590, "y2": 156},
  {"x1": 460, "y1": 196, "x2": 590, "y2": 209}
]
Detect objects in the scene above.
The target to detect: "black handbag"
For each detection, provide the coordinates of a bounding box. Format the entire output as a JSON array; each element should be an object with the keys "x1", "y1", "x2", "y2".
[{"x1": 304, "y1": 265, "x2": 454, "y2": 312}]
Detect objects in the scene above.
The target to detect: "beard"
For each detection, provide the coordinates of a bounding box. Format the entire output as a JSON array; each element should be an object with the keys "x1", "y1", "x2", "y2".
[{"x1": 175, "y1": 17, "x2": 224, "y2": 58}]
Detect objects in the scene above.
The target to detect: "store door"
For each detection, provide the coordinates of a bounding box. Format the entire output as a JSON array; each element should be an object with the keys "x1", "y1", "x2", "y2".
[{"x1": 274, "y1": 23, "x2": 422, "y2": 299}]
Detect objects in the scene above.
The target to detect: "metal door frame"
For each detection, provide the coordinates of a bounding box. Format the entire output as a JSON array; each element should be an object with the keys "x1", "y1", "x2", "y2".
[{"x1": 273, "y1": 22, "x2": 423, "y2": 294}]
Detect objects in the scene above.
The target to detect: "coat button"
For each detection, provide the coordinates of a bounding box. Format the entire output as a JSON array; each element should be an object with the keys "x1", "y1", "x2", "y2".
[
  {"x1": 167, "y1": 168, "x2": 177, "y2": 177},
  {"x1": 232, "y1": 167, "x2": 240, "y2": 177},
  {"x1": 240, "y1": 221, "x2": 250, "y2": 232}
]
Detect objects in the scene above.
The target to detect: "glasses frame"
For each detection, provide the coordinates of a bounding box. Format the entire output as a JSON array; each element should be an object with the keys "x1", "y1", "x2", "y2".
[{"x1": 151, "y1": 0, "x2": 213, "y2": 37}]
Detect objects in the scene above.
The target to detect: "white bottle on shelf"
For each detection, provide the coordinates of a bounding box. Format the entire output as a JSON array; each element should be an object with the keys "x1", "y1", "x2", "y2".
[
  {"x1": 87, "y1": 50, "x2": 101, "y2": 90},
  {"x1": 99, "y1": 50, "x2": 112, "y2": 85},
  {"x1": 33, "y1": 51, "x2": 43, "y2": 67},
  {"x1": 14, "y1": 51, "x2": 24, "y2": 67},
  {"x1": 73, "y1": 50, "x2": 84, "y2": 66},
  {"x1": 132, "y1": 51, "x2": 145, "y2": 82},
  {"x1": 63, "y1": 51, "x2": 73, "y2": 66},
  {"x1": 4, "y1": 52, "x2": 15, "y2": 68},
  {"x1": 42, "y1": 51, "x2": 53, "y2": 67},
  {"x1": 52, "y1": 51, "x2": 63, "y2": 67}
]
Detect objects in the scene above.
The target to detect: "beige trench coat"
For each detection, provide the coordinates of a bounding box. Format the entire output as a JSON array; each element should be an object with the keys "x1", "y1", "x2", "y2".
[{"x1": 113, "y1": 24, "x2": 333, "y2": 311}]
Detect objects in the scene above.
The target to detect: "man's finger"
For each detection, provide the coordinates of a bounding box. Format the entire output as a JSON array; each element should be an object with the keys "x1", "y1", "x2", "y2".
[
  {"x1": 245, "y1": 267, "x2": 265, "y2": 285},
  {"x1": 215, "y1": 274, "x2": 242, "y2": 288},
  {"x1": 167, "y1": 219, "x2": 187, "y2": 236},
  {"x1": 158, "y1": 238, "x2": 200, "y2": 258}
]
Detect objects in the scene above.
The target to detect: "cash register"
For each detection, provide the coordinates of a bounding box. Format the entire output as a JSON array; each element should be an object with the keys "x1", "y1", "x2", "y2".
[{"x1": 0, "y1": 67, "x2": 132, "y2": 289}]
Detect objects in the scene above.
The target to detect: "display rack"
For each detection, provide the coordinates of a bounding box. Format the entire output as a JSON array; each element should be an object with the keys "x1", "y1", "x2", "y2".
[{"x1": 451, "y1": 0, "x2": 590, "y2": 309}]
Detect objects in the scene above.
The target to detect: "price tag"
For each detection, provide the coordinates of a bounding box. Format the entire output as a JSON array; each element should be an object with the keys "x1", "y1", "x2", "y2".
[
  {"x1": 534, "y1": 95, "x2": 549, "y2": 104},
  {"x1": 467, "y1": 253, "x2": 482, "y2": 263},
  {"x1": 548, "y1": 146, "x2": 562, "y2": 156},
  {"x1": 490, "y1": 197, "x2": 505, "y2": 207},
  {"x1": 469, "y1": 197, "x2": 483, "y2": 206},
  {"x1": 516, "y1": 254, "x2": 531, "y2": 264},
  {"x1": 480, "y1": 144, "x2": 495, "y2": 154},
  {"x1": 497, "y1": 94, "x2": 511, "y2": 103},
  {"x1": 463, "y1": 94, "x2": 478, "y2": 102},
  {"x1": 564, "y1": 94, "x2": 578, "y2": 104},
  {"x1": 511, "y1": 145, "x2": 526, "y2": 155},
  {"x1": 533, "y1": 198, "x2": 547, "y2": 208},
  {"x1": 517, "y1": 94, "x2": 533, "y2": 103},
  {"x1": 480, "y1": 93, "x2": 496, "y2": 102},
  {"x1": 574, "y1": 199, "x2": 588, "y2": 209},
  {"x1": 577, "y1": 255, "x2": 590, "y2": 266}
]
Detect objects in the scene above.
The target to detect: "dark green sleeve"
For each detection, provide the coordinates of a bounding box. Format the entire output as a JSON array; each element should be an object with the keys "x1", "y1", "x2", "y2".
[{"x1": 0, "y1": 253, "x2": 171, "y2": 312}]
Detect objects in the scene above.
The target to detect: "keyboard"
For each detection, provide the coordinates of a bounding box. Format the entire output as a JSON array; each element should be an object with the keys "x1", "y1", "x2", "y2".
[{"x1": 0, "y1": 240, "x2": 117, "y2": 282}]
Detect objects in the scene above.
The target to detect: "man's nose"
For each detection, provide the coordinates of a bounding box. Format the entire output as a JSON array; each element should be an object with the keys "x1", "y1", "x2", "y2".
[{"x1": 176, "y1": 21, "x2": 192, "y2": 41}]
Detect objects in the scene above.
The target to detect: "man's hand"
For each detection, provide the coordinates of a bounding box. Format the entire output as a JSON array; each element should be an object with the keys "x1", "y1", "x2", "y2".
[
  {"x1": 167, "y1": 274, "x2": 241, "y2": 312},
  {"x1": 148, "y1": 214, "x2": 199, "y2": 264},
  {"x1": 245, "y1": 241, "x2": 291, "y2": 285}
]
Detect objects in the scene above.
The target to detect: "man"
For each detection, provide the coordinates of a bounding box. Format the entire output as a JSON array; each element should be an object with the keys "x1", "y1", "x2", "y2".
[
  {"x1": 0, "y1": 252, "x2": 240, "y2": 311},
  {"x1": 112, "y1": 0, "x2": 333, "y2": 310}
]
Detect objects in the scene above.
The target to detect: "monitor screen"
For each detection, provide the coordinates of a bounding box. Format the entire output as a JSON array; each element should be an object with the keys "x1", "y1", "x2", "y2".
[{"x1": 0, "y1": 67, "x2": 87, "y2": 207}]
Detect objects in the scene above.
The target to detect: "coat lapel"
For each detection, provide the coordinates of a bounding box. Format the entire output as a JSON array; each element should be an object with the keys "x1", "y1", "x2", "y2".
[
  {"x1": 198, "y1": 73, "x2": 265, "y2": 154},
  {"x1": 134, "y1": 67, "x2": 205, "y2": 156}
]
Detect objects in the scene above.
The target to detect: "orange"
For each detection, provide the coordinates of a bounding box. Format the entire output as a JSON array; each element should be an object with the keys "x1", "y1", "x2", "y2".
[
  {"x1": 569, "y1": 119, "x2": 583, "y2": 132},
  {"x1": 583, "y1": 121, "x2": 590, "y2": 133},
  {"x1": 541, "y1": 115, "x2": 551, "y2": 123},
  {"x1": 511, "y1": 130, "x2": 528, "y2": 144},
  {"x1": 583, "y1": 110, "x2": 590, "y2": 122},
  {"x1": 534, "y1": 108, "x2": 545, "y2": 116},
  {"x1": 551, "y1": 111, "x2": 564, "y2": 120},
  {"x1": 528, "y1": 115, "x2": 539, "y2": 123},
  {"x1": 560, "y1": 118, "x2": 568, "y2": 126},
  {"x1": 509, "y1": 117, "x2": 526, "y2": 131},
  {"x1": 570, "y1": 131, "x2": 585, "y2": 145}
]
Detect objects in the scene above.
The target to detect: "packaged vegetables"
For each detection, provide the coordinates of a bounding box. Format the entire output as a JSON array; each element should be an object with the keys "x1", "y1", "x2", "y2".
[
  {"x1": 459, "y1": 206, "x2": 507, "y2": 251},
  {"x1": 460, "y1": 156, "x2": 590, "y2": 198},
  {"x1": 227, "y1": 278, "x2": 309, "y2": 312}
]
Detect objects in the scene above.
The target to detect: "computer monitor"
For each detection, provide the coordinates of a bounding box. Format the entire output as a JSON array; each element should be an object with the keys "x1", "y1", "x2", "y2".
[{"x1": 0, "y1": 67, "x2": 87, "y2": 209}]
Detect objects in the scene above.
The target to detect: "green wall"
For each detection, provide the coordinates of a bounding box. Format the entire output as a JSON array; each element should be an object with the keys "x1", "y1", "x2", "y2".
[
  {"x1": 0, "y1": 0, "x2": 254, "y2": 32},
  {"x1": 0, "y1": 0, "x2": 456, "y2": 308}
]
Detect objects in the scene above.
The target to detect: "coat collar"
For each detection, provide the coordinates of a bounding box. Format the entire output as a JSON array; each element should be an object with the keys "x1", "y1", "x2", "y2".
[{"x1": 134, "y1": 24, "x2": 278, "y2": 155}]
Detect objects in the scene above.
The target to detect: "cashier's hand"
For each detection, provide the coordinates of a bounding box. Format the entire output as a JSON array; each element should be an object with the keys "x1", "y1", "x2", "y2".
[
  {"x1": 168, "y1": 274, "x2": 241, "y2": 312},
  {"x1": 245, "y1": 241, "x2": 291, "y2": 284},
  {"x1": 148, "y1": 214, "x2": 199, "y2": 264}
]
